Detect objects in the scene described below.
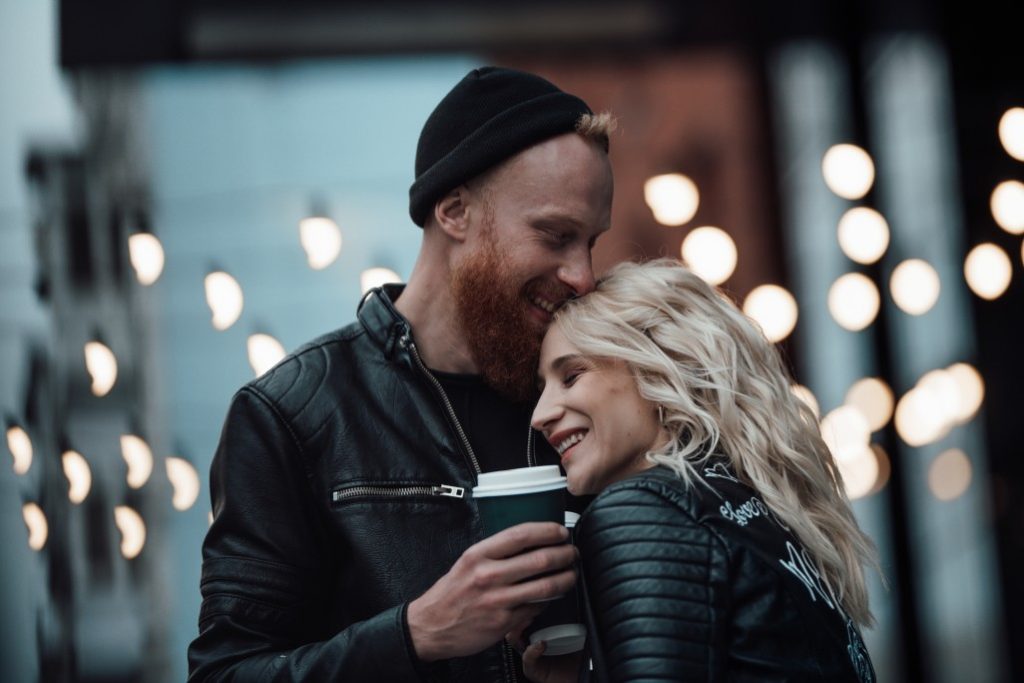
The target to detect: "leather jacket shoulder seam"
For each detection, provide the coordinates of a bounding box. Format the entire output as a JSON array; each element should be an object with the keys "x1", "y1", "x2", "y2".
[{"x1": 238, "y1": 385, "x2": 311, "y2": 475}]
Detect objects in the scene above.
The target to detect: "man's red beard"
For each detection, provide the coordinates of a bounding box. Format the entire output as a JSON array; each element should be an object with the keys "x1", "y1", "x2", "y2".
[{"x1": 451, "y1": 234, "x2": 545, "y2": 403}]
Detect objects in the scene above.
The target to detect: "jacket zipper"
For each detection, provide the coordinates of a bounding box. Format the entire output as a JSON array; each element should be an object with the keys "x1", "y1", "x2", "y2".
[
  {"x1": 400, "y1": 330, "x2": 533, "y2": 683},
  {"x1": 400, "y1": 332, "x2": 483, "y2": 475},
  {"x1": 331, "y1": 483, "x2": 465, "y2": 503}
]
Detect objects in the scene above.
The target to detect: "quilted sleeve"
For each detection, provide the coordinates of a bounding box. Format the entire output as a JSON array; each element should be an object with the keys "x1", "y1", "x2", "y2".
[{"x1": 576, "y1": 482, "x2": 729, "y2": 682}]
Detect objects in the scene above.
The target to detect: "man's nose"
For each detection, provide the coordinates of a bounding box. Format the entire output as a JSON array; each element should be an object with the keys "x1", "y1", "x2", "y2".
[{"x1": 559, "y1": 252, "x2": 596, "y2": 296}]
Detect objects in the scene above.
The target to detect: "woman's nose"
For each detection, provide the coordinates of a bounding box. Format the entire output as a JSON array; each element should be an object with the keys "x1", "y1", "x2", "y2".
[{"x1": 531, "y1": 388, "x2": 563, "y2": 433}]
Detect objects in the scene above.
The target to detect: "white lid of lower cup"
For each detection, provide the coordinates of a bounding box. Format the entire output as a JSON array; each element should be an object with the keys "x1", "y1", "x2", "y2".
[
  {"x1": 529, "y1": 623, "x2": 587, "y2": 656},
  {"x1": 473, "y1": 465, "x2": 567, "y2": 498}
]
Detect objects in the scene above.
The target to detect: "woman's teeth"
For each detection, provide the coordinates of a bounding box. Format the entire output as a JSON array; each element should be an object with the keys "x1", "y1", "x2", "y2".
[{"x1": 557, "y1": 431, "x2": 586, "y2": 455}]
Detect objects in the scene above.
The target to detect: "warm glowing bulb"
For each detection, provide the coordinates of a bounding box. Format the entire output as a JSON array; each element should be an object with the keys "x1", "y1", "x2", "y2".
[
  {"x1": 643, "y1": 174, "x2": 700, "y2": 226},
  {"x1": 1000, "y1": 108, "x2": 1024, "y2": 161},
  {"x1": 120, "y1": 434, "x2": 154, "y2": 489},
  {"x1": 128, "y1": 233, "x2": 165, "y2": 285},
  {"x1": 114, "y1": 506, "x2": 146, "y2": 559},
  {"x1": 946, "y1": 362, "x2": 984, "y2": 423},
  {"x1": 681, "y1": 226, "x2": 737, "y2": 285},
  {"x1": 964, "y1": 243, "x2": 1012, "y2": 300},
  {"x1": 837, "y1": 207, "x2": 889, "y2": 265},
  {"x1": 791, "y1": 384, "x2": 820, "y2": 418},
  {"x1": 991, "y1": 180, "x2": 1024, "y2": 235},
  {"x1": 827, "y1": 273, "x2": 880, "y2": 331},
  {"x1": 917, "y1": 369, "x2": 961, "y2": 428},
  {"x1": 84, "y1": 341, "x2": 118, "y2": 396},
  {"x1": 822, "y1": 144, "x2": 875, "y2": 200},
  {"x1": 928, "y1": 448, "x2": 972, "y2": 501},
  {"x1": 890, "y1": 259, "x2": 940, "y2": 315},
  {"x1": 844, "y1": 378, "x2": 894, "y2": 432},
  {"x1": 247, "y1": 333, "x2": 287, "y2": 378},
  {"x1": 820, "y1": 405, "x2": 871, "y2": 462},
  {"x1": 7, "y1": 425, "x2": 32, "y2": 475},
  {"x1": 205, "y1": 271, "x2": 244, "y2": 331},
  {"x1": 166, "y1": 457, "x2": 201, "y2": 511},
  {"x1": 360, "y1": 267, "x2": 402, "y2": 295},
  {"x1": 299, "y1": 217, "x2": 343, "y2": 270},
  {"x1": 62, "y1": 450, "x2": 92, "y2": 504},
  {"x1": 23, "y1": 503, "x2": 47, "y2": 551},
  {"x1": 894, "y1": 387, "x2": 949, "y2": 447},
  {"x1": 743, "y1": 285, "x2": 798, "y2": 343},
  {"x1": 835, "y1": 444, "x2": 879, "y2": 501}
]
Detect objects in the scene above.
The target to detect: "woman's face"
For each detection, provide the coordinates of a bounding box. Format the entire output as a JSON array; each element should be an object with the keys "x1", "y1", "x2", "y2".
[{"x1": 531, "y1": 325, "x2": 664, "y2": 495}]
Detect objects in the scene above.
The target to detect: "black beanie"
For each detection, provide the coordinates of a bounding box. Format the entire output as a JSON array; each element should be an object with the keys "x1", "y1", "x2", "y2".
[{"x1": 409, "y1": 66, "x2": 595, "y2": 227}]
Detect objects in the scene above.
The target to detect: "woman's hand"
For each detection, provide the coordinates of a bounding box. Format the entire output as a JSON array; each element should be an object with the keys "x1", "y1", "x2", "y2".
[{"x1": 514, "y1": 637, "x2": 583, "y2": 683}]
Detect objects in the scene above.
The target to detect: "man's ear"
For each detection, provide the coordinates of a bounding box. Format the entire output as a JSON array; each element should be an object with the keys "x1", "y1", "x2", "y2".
[{"x1": 431, "y1": 186, "x2": 471, "y2": 242}]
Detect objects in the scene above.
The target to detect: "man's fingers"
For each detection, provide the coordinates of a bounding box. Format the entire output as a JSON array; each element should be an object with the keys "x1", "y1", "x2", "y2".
[
  {"x1": 500, "y1": 566, "x2": 578, "y2": 605},
  {"x1": 496, "y1": 543, "x2": 577, "y2": 585},
  {"x1": 475, "y1": 522, "x2": 569, "y2": 559}
]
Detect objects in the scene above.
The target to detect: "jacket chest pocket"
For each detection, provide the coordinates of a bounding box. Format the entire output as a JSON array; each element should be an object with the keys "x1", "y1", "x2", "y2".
[{"x1": 330, "y1": 481, "x2": 466, "y2": 505}]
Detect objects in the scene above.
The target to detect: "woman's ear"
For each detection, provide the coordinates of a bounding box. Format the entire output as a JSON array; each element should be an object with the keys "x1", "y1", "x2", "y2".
[{"x1": 431, "y1": 186, "x2": 470, "y2": 242}]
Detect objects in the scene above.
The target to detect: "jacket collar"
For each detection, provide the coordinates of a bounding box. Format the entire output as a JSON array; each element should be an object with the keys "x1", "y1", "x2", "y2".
[{"x1": 357, "y1": 284, "x2": 412, "y2": 359}]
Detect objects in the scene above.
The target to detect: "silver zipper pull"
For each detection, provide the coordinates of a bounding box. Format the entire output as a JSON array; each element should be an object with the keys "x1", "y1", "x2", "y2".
[{"x1": 434, "y1": 484, "x2": 465, "y2": 498}]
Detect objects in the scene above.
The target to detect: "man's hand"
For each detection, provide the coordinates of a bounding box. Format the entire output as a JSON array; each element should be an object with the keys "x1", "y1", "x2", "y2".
[{"x1": 407, "y1": 522, "x2": 577, "y2": 662}]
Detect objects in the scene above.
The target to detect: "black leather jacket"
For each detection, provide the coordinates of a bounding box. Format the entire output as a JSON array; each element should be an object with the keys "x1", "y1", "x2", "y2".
[
  {"x1": 576, "y1": 464, "x2": 876, "y2": 683},
  {"x1": 188, "y1": 285, "x2": 553, "y2": 682}
]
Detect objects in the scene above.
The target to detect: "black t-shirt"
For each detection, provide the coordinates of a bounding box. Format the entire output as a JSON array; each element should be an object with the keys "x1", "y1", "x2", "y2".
[{"x1": 431, "y1": 369, "x2": 536, "y2": 473}]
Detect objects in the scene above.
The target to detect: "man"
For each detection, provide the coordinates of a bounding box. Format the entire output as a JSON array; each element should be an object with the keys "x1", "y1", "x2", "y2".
[{"x1": 188, "y1": 66, "x2": 615, "y2": 682}]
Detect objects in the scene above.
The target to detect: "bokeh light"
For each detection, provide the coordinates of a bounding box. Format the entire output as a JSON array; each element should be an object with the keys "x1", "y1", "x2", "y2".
[
  {"x1": 360, "y1": 267, "x2": 402, "y2": 295},
  {"x1": 247, "y1": 333, "x2": 287, "y2": 378},
  {"x1": 820, "y1": 405, "x2": 871, "y2": 462},
  {"x1": 742, "y1": 285, "x2": 798, "y2": 343},
  {"x1": 121, "y1": 434, "x2": 154, "y2": 489},
  {"x1": 166, "y1": 457, "x2": 201, "y2": 511},
  {"x1": 128, "y1": 233, "x2": 165, "y2": 286},
  {"x1": 7, "y1": 424, "x2": 32, "y2": 475},
  {"x1": 999, "y1": 107, "x2": 1024, "y2": 161},
  {"x1": 894, "y1": 386, "x2": 950, "y2": 447},
  {"x1": 828, "y1": 273, "x2": 880, "y2": 331},
  {"x1": 299, "y1": 216, "x2": 343, "y2": 270},
  {"x1": 917, "y1": 369, "x2": 962, "y2": 427},
  {"x1": 991, "y1": 180, "x2": 1024, "y2": 234},
  {"x1": 964, "y1": 243, "x2": 1012, "y2": 300},
  {"x1": 844, "y1": 377, "x2": 894, "y2": 432},
  {"x1": 837, "y1": 207, "x2": 890, "y2": 265},
  {"x1": 643, "y1": 173, "x2": 700, "y2": 226},
  {"x1": 928, "y1": 448, "x2": 972, "y2": 501},
  {"x1": 680, "y1": 226, "x2": 737, "y2": 285},
  {"x1": 205, "y1": 271, "x2": 244, "y2": 331},
  {"x1": 23, "y1": 503, "x2": 48, "y2": 551},
  {"x1": 84, "y1": 341, "x2": 118, "y2": 397},
  {"x1": 791, "y1": 384, "x2": 820, "y2": 418},
  {"x1": 114, "y1": 506, "x2": 146, "y2": 559},
  {"x1": 822, "y1": 144, "x2": 875, "y2": 200},
  {"x1": 62, "y1": 449, "x2": 92, "y2": 505},
  {"x1": 869, "y1": 444, "x2": 892, "y2": 495},
  {"x1": 946, "y1": 362, "x2": 985, "y2": 423},
  {"x1": 890, "y1": 259, "x2": 941, "y2": 315},
  {"x1": 834, "y1": 444, "x2": 879, "y2": 501}
]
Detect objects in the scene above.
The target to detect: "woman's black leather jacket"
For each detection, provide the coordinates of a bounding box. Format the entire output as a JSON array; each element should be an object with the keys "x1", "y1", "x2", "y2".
[
  {"x1": 188, "y1": 285, "x2": 550, "y2": 682},
  {"x1": 576, "y1": 464, "x2": 876, "y2": 683}
]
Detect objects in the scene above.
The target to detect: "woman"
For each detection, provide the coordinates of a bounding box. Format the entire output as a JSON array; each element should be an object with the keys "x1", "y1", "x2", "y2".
[{"x1": 526, "y1": 258, "x2": 878, "y2": 682}]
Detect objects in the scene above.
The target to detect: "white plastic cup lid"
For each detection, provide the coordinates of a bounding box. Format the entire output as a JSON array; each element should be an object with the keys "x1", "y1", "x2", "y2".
[
  {"x1": 473, "y1": 465, "x2": 567, "y2": 498},
  {"x1": 565, "y1": 511, "x2": 580, "y2": 528}
]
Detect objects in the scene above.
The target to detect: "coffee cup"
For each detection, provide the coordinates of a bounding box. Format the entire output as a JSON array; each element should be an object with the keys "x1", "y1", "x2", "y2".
[
  {"x1": 472, "y1": 465, "x2": 567, "y2": 538},
  {"x1": 526, "y1": 511, "x2": 586, "y2": 656}
]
